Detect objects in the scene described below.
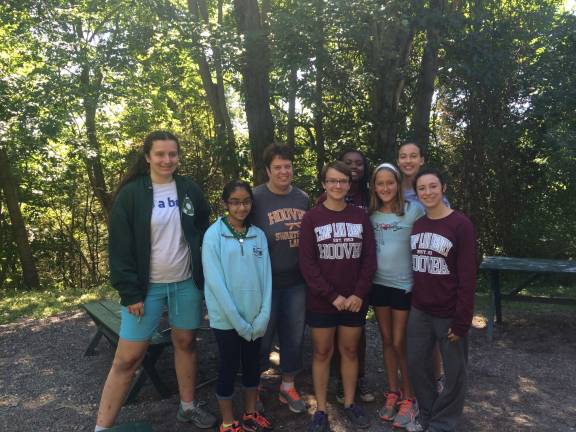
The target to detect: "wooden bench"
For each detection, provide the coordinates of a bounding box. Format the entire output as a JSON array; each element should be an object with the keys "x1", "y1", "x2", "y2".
[
  {"x1": 480, "y1": 256, "x2": 576, "y2": 341},
  {"x1": 82, "y1": 299, "x2": 173, "y2": 403}
]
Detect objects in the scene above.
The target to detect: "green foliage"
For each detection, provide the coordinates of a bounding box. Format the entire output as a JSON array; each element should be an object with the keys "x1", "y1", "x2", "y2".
[{"x1": 1, "y1": 0, "x2": 575, "y2": 323}]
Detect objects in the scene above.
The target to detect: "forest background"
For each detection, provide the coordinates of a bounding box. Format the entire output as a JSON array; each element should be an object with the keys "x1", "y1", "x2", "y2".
[{"x1": 0, "y1": 0, "x2": 575, "y2": 312}]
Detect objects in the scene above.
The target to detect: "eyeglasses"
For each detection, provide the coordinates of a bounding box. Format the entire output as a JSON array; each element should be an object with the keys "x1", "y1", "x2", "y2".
[
  {"x1": 324, "y1": 178, "x2": 350, "y2": 186},
  {"x1": 227, "y1": 199, "x2": 253, "y2": 207}
]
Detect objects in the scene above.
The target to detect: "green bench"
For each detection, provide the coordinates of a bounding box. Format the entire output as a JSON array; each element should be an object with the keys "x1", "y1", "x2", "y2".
[
  {"x1": 480, "y1": 256, "x2": 576, "y2": 341},
  {"x1": 82, "y1": 299, "x2": 173, "y2": 403}
]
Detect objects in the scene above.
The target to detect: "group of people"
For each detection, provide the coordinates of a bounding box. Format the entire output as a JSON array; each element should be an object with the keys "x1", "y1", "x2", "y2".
[{"x1": 93, "y1": 131, "x2": 477, "y2": 432}]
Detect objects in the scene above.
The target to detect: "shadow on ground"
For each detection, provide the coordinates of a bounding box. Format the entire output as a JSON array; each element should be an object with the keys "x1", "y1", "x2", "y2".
[{"x1": 1, "y1": 307, "x2": 575, "y2": 431}]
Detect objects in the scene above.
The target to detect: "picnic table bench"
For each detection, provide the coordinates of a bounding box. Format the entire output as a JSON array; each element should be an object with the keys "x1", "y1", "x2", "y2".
[
  {"x1": 82, "y1": 299, "x2": 173, "y2": 403},
  {"x1": 480, "y1": 256, "x2": 576, "y2": 341}
]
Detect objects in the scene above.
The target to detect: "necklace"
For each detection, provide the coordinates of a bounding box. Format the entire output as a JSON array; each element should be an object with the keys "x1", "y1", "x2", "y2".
[{"x1": 223, "y1": 217, "x2": 248, "y2": 240}]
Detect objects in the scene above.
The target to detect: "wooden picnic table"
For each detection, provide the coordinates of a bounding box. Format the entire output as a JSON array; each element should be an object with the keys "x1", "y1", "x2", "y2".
[
  {"x1": 83, "y1": 299, "x2": 173, "y2": 403},
  {"x1": 83, "y1": 299, "x2": 217, "y2": 404},
  {"x1": 480, "y1": 256, "x2": 576, "y2": 341}
]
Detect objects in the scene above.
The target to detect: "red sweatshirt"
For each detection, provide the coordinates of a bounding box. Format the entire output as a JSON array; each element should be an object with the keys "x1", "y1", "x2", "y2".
[
  {"x1": 411, "y1": 211, "x2": 477, "y2": 336},
  {"x1": 299, "y1": 204, "x2": 376, "y2": 314}
]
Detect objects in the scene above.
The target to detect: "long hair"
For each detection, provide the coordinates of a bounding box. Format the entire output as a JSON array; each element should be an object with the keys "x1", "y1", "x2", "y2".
[
  {"x1": 338, "y1": 148, "x2": 371, "y2": 206},
  {"x1": 113, "y1": 131, "x2": 180, "y2": 200},
  {"x1": 368, "y1": 163, "x2": 404, "y2": 216}
]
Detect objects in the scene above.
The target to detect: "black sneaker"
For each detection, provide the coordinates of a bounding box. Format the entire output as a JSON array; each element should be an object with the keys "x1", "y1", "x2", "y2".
[
  {"x1": 308, "y1": 411, "x2": 329, "y2": 432},
  {"x1": 343, "y1": 404, "x2": 371, "y2": 429}
]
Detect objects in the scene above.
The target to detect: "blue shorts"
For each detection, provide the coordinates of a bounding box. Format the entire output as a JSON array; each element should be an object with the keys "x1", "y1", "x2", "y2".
[{"x1": 119, "y1": 278, "x2": 203, "y2": 342}]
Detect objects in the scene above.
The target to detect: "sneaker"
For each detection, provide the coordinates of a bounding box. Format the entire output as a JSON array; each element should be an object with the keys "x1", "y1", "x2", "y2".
[
  {"x1": 220, "y1": 422, "x2": 243, "y2": 432},
  {"x1": 436, "y1": 375, "x2": 445, "y2": 394},
  {"x1": 307, "y1": 411, "x2": 329, "y2": 432},
  {"x1": 336, "y1": 380, "x2": 344, "y2": 404},
  {"x1": 357, "y1": 377, "x2": 375, "y2": 402},
  {"x1": 393, "y1": 399, "x2": 419, "y2": 429},
  {"x1": 343, "y1": 403, "x2": 371, "y2": 429},
  {"x1": 378, "y1": 390, "x2": 401, "y2": 421},
  {"x1": 177, "y1": 401, "x2": 217, "y2": 429},
  {"x1": 279, "y1": 387, "x2": 307, "y2": 413},
  {"x1": 406, "y1": 418, "x2": 424, "y2": 432},
  {"x1": 241, "y1": 411, "x2": 273, "y2": 432}
]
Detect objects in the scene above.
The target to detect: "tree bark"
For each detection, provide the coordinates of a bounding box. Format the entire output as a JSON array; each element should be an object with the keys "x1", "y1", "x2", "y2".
[
  {"x1": 76, "y1": 19, "x2": 112, "y2": 217},
  {"x1": 368, "y1": 14, "x2": 415, "y2": 161},
  {"x1": 287, "y1": 65, "x2": 298, "y2": 148},
  {"x1": 412, "y1": 0, "x2": 446, "y2": 152},
  {"x1": 233, "y1": 0, "x2": 275, "y2": 185},
  {"x1": 313, "y1": 0, "x2": 326, "y2": 184},
  {"x1": 188, "y1": 0, "x2": 240, "y2": 179},
  {"x1": 0, "y1": 147, "x2": 40, "y2": 289}
]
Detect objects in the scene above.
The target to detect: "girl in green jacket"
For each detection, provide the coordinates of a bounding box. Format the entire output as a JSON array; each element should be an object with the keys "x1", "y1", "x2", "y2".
[{"x1": 94, "y1": 131, "x2": 215, "y2": 431}]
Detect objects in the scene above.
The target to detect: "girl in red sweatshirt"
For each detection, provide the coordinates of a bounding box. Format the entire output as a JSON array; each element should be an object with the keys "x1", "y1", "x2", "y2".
[
  {"x1": 299, "y1": 161, "x2": 376, "y2": 431},
  {"x1": 407, "y1": 168, "x2": 477, "y2": 432}
]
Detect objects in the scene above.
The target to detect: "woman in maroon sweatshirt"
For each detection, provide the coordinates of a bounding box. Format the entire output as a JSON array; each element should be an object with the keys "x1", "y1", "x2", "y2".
[
  {"x1": 407, "y1": 168, "x2": 477, "y2": 432},
  {"x1": 299, "y1": 161, "x2": 376, "y2": 431}
]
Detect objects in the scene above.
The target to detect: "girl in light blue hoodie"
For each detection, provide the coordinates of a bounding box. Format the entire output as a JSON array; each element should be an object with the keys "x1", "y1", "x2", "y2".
[{"x1": 202, "y1": 180, "x2": 273, "y2": 432}]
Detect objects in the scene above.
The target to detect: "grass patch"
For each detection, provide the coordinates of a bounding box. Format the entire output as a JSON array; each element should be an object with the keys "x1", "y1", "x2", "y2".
[
  {"x1": 2, "y1": 275, "x2": 575, "y2": 326},
  {"x1": 475, "y1": 272, "x2": 576, "y2": 317},
  {"x1": 366, "y1": 274, "x2": 576, "y2": 322},
  {"x1": 0, "y1": 283, "x2": 118, "y2": 325}
]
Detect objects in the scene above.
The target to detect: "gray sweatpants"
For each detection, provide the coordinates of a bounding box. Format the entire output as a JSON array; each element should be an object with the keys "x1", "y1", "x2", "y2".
[{"x1": 407, "y1": 307, "x2": 468, "y2": 432}]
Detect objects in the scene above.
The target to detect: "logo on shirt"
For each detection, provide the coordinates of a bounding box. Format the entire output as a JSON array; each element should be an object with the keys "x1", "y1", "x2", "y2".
[
  {"x1": 314, "y1": 223, "x2": 363, "y2": 260},
  {"x1": 268, "y1": 207, "x2": 306, "y2": 248},
  {"x1": 153, "y1": 197, "x2": 179, "y2": 208},
  {"x1": 411, "y1": 232, "x2": 453, "y2": 275},
  {"x1": 373, "y1": 221, "x2": 403, "y2": 232},
  {"x1": 253, "y1": 247, "x2": 263, "y2": 257},
  {"x1": 182, "y1": 195, "x2": 195, "y2": 216}
]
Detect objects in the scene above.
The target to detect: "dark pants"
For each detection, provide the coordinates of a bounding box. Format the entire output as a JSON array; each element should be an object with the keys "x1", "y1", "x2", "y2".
[
  {"x1": 407, "y1": 307, "x2": 468, "y2": 432},
  {"x1": 260, "y1": 284, "x2": 306, "y2": 376},
  {"x1": 213, "y1": 328, "x2": 262, "y2": 399}
]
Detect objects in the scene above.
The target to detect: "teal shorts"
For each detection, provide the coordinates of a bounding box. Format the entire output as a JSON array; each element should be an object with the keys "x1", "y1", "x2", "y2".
[{"x1": 119, "y1": 277, "x2": 203, "y2": 342}]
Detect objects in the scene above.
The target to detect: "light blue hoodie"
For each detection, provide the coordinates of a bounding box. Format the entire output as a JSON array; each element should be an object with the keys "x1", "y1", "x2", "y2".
[{"x1": 202, "y1": 217, "x2": 272, "y2": 341}]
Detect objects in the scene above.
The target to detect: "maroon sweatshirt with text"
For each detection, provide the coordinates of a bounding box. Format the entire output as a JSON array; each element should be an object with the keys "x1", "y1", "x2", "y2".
[
  {"x1": 299, "y1": 204, "x2": 376, "y2": 314},
  {"x1": 411, "y1": 210, "x2": 477, "y2": 336}
]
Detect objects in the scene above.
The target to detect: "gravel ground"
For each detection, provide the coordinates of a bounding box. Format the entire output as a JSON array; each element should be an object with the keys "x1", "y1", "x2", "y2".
[{"x1": 1, "y1": 308, "x2": 575, "y2": 432}]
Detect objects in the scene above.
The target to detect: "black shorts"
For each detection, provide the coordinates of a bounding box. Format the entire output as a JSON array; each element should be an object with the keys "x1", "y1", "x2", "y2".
[
  {"x1": 371, "y1": 284, "x2": 412, "y2": 310},
  {"x1": 306, "y1": 310, "x2": 367, "y2": 328}
]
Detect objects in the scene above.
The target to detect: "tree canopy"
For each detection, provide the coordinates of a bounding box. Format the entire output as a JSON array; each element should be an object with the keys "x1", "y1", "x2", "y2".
[{"x1": 1, "y1": 0, "x2": 574, "y2": 290}]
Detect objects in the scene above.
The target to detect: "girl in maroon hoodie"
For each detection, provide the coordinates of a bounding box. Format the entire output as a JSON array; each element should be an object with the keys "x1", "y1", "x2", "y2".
[
  {"x1": 299, "y1": 161, "x2": 376, "y2": 431},
  {"x1": 407, "y1": 168, "x2": 477, "y2": 432}
]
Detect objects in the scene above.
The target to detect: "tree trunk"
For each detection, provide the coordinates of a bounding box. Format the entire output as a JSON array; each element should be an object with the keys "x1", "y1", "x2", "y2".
[
  {"x1": 188, "y1": 0, "x2": 240, "y2": 179},
  {"x1": 287, "y1": 65, "x2": 298, "y2": 148},
  {"x1": 412, "y1": 0, "x2": 446, "y2": 152},
  {"x1": 368, "y1": 15, "x2": 414, "y2": 161},
  {"x1": 233, "y1": 0, "x2": 275, "y2": 185},
  {"x1": 76, "y1": 19, "x2": 112, "y2": 216},
  {"x1": 313, "y1": 0, "x2": 326, "y2": 184},
  {"x1": 0, "y1": 147, "x2": 40, "y2": 289}
]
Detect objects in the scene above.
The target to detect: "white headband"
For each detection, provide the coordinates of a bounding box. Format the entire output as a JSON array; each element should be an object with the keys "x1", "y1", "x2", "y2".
[{"x1": 375, "y1": 163, "x2": 399, "y2": 174}]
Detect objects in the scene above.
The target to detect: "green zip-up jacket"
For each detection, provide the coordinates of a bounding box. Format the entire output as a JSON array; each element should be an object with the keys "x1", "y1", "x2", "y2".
[{"x1": 108, "y1": 174, "x2": 210, "y2": 306}]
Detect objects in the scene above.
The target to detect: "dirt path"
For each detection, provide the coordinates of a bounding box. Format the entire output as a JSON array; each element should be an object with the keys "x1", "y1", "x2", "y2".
[{"x1": 1, "y1": 309, "x2": 575, "y2": 431}]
